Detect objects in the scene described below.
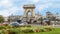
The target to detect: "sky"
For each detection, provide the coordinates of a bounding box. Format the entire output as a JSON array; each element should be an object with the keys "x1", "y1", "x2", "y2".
[{"x1": 0, "y1": 0, "x2": 60, "y2": 17}]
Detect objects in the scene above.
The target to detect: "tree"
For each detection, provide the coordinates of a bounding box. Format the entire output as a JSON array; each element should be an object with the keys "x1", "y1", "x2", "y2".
[
  {"x1": 8, "y1": 16, "x2": 11, "y2": 22},
  {"x1": 51, "y1": 17, "x2": 56, "y2": 21},
  {"x1": 39, "y1": 17, "x2": 43, "y2": 25},
  {"x1": 48, "y1": 17, "x2": 56, "y2": 25},
  {"x1": 0, "y1": 15, "x2": 5, "y2": 23},
  {"x1": 8, "y1": 16, "x2": 20, "y2": 22}
]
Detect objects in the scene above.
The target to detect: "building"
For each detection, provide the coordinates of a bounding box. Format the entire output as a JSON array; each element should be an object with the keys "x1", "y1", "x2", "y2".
[
  {"x1": 46, "y1": 11, "x2": 53, "y2": 19},
  {"x1": 55, "y1": 13, "x2": 60, "y2": 19}
]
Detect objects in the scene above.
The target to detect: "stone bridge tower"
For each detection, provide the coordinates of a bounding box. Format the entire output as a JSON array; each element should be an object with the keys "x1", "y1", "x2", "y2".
[{"x1": 23, "y1": 4, "x2": 35, "y2": 18}]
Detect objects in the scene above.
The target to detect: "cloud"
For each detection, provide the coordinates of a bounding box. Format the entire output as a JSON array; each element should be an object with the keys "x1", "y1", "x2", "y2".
[
  {"x1": 28, "y1": 0, "x2": 39, "y2": 3},
  {"x1": 36, "y1": 2, "x2": 52, "y2": 11},
  {"x1": 0, "y1": 0, "x2": 21, "y2": 16},
  {"x1": 0, "y1": 0, "x2": 12, "y2": 7},
  {"x1": 0, "y1": 0, "x2": 60, "y2": 17},
  {"x1": 0, "y1": 6, "x2": 23, "y2": 17}
]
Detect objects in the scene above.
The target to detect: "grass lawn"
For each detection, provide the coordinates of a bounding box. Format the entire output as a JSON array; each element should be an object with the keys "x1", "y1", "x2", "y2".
[{"x1": 21, "y1": 28, "x2": 60, "y2": 34}]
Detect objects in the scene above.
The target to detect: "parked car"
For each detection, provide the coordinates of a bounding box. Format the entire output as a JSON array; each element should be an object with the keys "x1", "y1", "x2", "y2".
[
  {"x1": 10, "y1": 21, "x2": 28, "y2": 27},
  {"x1": 10, "y1": 22, "x2": 20, "y2": 27}
]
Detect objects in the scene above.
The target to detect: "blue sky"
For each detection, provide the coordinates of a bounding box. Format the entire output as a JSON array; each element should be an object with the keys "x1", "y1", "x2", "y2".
[{"x1": 0, "y1": 0, "x2": 60, "y2": 17}]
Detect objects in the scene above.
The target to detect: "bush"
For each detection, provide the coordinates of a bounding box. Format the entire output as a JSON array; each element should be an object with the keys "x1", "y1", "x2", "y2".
[
  {"x1": 20, "y1": 25, "x2": 31, "y2": 27},
  {"x1": 43, "y1": 26, "x2": 54, "y2": 31},
  {"x1": 0, "y1": 25, "x2": 54, "y2": 33},
  {"x1": 44, "y1": 27, "x2": 54, "y2": 31},
  {"x1": 6, "y1": 25, "x2": 13, "y2": 29},
  {"x1": 41, "y1": 28, "x2": 48, "y2": 32},
  {"x1": 0, "y1": 26, "x2": 6, "y2": 29},
  {"x1": 22, "y1": 29, "x2": 33, "y2": 33},
  {"x1": 9, "y1": 29, "x2": 20, "y2": 34},
  {"x1": 33, "y1": 29, "x2": 41, "y2": 33},
  {"x1": 4, "y1": 28, "x2": 21, "y2": 34},
  {"x1": 4, "y1": 29, "x2": 10, "y2": 34},
  {"x1": 44, "y1": 28, "x2": 52, "y2": 31},
  {"x1": 0, "y1": 30, "x2": 5, "y2": 34}
]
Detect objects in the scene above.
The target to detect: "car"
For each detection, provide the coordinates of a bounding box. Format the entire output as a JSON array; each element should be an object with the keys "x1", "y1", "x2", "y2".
[
  {"x1": 10, "y1": 22, "x2": 20, "y2": 27},
  {"x1": 10, "y1": 21, "x2": 28, "y2": 27}
]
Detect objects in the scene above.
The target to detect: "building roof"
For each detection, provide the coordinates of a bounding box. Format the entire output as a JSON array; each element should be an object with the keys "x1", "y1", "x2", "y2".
[
  {"x1": 46, "y1": 11, "x2": 51, "y2": 13},
  {"x1": 23, "y1": 4, "x2": 35, "y2": 8}
]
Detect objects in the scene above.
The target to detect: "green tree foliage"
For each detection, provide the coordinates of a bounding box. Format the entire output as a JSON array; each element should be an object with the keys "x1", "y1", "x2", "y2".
[
  {"x1": 51, "y1": 17, "x2": 56, "y2": 21},
  {"x1": 8, "y1": 16, "x2": 20, "y2": 22},
  {"x1": 38, "y1": 17, "x2": 43, "y2": 25},
  {"x1": 8, "y1": 16, "x2": 10, "y2": 22},
  {"x1": 0, "y1": 15, "x2": 5, "y2": 23}
]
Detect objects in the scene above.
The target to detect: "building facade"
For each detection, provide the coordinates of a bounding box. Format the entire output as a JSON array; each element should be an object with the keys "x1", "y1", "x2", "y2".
[{"x1": 46, "y1": 11, "x2": 53, "y2": 19}]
